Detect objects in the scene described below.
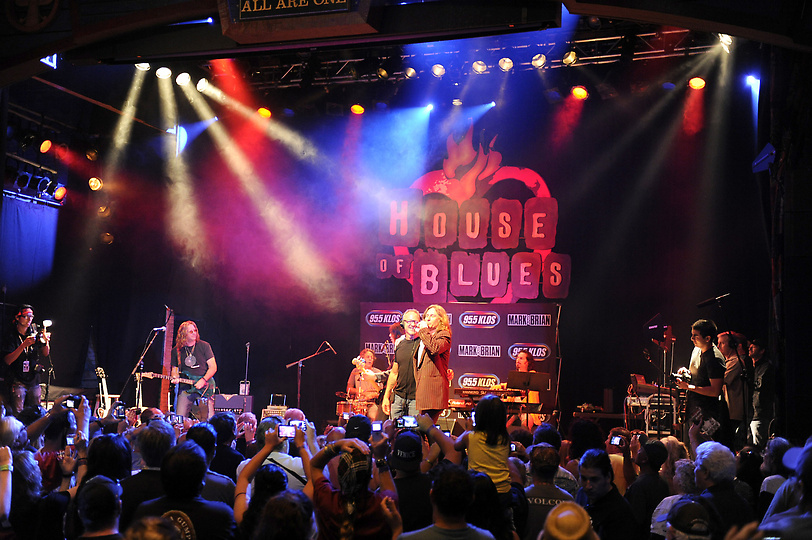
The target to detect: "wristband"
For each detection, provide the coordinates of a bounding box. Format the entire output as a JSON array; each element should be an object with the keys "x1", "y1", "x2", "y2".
[
  {"x1": 324, "y1": 442, "x2": 339, "y2": 457},
  {"x1": 376, "y1": 458, "x2": 390, "y2": 472},
  {"x1": 0, "y1": 464, "x2": 12, "y2": 472}
]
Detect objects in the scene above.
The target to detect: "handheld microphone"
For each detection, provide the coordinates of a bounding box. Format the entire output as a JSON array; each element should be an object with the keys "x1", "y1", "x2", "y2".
[
  {"x1": 326, "y1": 341, "x2": 337, "y2": 355},
  {"x1": 696, "y1": 293, "x2": 730, "y2": 308},
  {"x1": 246, "y1": 342, "x2": 250, "y2": 350},
  {"x1": 153, "y1": 326, "x2": 166, "y2": 332}
]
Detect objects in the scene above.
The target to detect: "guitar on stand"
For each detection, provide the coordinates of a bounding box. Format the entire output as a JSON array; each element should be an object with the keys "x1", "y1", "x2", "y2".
[
  {"x1": 140, "y1": 372, "x2": 217, "y2": 399},
  {"x1": 95, "y1": 367, "x2": 120, "y2": 418}
]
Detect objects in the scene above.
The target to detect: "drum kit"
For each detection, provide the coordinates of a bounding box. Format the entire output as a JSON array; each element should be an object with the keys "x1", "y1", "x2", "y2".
[{"x1": 335, "y1": 392, "x2": 375, "y2": 417}]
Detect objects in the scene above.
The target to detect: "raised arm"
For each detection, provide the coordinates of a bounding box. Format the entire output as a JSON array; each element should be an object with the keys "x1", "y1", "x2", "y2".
[{"x1": 234, "y1": 428, "x2": 279, "y2": 524}]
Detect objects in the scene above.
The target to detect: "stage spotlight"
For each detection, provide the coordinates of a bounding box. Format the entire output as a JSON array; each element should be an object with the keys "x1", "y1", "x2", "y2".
[
  {"x1": 53, "y1": 185, "x2": 67, "y2": 201},
  {"x1": 498, "y1": 57, "x2": 514, "y2": 72},
  {"x1": 688, "y1": 77, "x2": 706, "y2": 90},
  {"x1": 431, "y1": 64, "x2": 446, "y2": 78},
  {"x1": 14, "y1": 173, "x2": 29, "y2": 188},
  {"x1": 452, "y1": 98, "x2": 462, "y2": 106},
  {"x1": 404, "y1": 66, "x2": 417, "y2": 79},
  {"x1": 425, "y1": 103, "x2": 434, "y2": 111},
  {"x1": 39, "y1": 140, "x2": 52, "y2": 153},
  {"x1": 36, "y1": 177, "x2": 51, "y2": 192},
  {"x1": 489, "y1": 101, "x2": 496, "y2": 107},
  {"x1": 746, "y1": 75, "x2": 760, "y2": 87},
  {"x1": 376, "y1": 66, "x2": 389, "y2": 80},
  {"x1": 19, "y1": 133, "x2": 36, "y2": 151},
  {"x1": 662, "y1": 82, "x2": 676, "y2": 90},
  {"x1": 86, "y1": 148, "x2": 98, "y2": 161},
  {"x1": 88, "y1": 177, "x2": 103, "y2": 191},
  {"x1": 718, "y1": 33, "x2": 732, "y2": 53},
  {"x1": 350, "y1": 104, "x2": 365, "y2": 115},
  {"x1": 100, "y1": 232, "x2": 114, "y2": 245},
  {"x1": 587, "y1": 16, "x2": 601, "y2": 30},
  {"x1": 571, "y1": 85, "x2": 589, "y2": 100},
  {"x1": 98, "y1": 205, "x2": 111, "y2": 218},
  {"x1": 283, "y1": 108, "x2": 295, "y2": 117},
  {"x1": 531, "y1": 54, "x2": 547, "y2": 69},
  {"x1": 156, "y1": 67, "x2": 172, "y2": 79},
  {"x1": 472, "y1": 60, "x2": 487, "y2": 74},
  {"x1": 562, "y1": 50, "x2": 578, "y2": 66},
  {"x1": 196, "y1": 78, "x2": 209, "y2": 92},
  {"x1": 176, "y1": 72, "x2": 191, "y2": 86},
  {"x1": 134, "y1": 63, "x2": 151, "y2": 71},
  {"x1": 257, "y1": 107, "x2": 272, "y2": 118}
]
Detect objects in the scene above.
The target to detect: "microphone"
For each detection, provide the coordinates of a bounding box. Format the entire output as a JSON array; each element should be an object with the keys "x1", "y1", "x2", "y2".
[
  {"x1": 696, "y1": 293, "x2": 731, "y2": 308},
  {"x1": 165, "y1": 304, "x2": 173, "y2": 312},
  {"x1": 326, "y1": 341, "x2": 337, "y2": 355},
  {"x1": 246, "y1": 342, "x2": 250, "y2": 350},
  {"x1": 153, "y1": 326, "x2": 166, "y2": 332}
]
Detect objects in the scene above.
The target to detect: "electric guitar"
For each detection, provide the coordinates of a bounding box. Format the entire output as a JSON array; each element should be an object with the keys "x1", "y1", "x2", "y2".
[{"x1": 140, "y1": 371, "x2": 216, "y2": 398}]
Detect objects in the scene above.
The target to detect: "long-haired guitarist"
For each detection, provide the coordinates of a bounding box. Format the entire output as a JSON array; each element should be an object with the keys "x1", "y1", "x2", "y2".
[{"x1": 172, "y1": 320, "x2": 217, "y2": 420}]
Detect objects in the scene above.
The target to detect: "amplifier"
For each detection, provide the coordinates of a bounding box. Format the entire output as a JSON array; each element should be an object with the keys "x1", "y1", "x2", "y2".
[
  {"x1": 213, "y1": 394, "x2": 253, "y2": 415},
  {"x1": 261, "y1": 406, "x2": 288, "y2": 419}
]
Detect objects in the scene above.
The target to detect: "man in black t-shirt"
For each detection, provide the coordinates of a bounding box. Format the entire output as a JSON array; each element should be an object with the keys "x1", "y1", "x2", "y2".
[
  {"x1": 171, "y1": 320, "x2": 217, "y2": 421},
  {"x1": 2, "y1": 304, "x2": 50, "y2": 414},
  {"x1": 677, "y1": 319, "x2": 726, "y2": 437},
  {"x1": 382, "y1": 309, "x2": 421, "y2": 419}
]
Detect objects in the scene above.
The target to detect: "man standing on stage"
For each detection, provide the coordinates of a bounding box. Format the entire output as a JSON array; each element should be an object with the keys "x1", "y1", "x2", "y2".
[
  {"x1": 749, "y1": 338, "x2": 774, "y2": 447},
  {"x1": 413, "y1": 304, "x2": 451, "y2": 422},
  {"x1": 382, "y1": 309, "x2": 421, "y2": 419},
  {"x1": 676, "y1": 319, "x2": 725, "y2": 438},
  {"x1": 3, "y1": 304, "x2": 50, "y2": 414},
  {"x1": 172, "y1": 320, "x2": 217, "y2": 421}
]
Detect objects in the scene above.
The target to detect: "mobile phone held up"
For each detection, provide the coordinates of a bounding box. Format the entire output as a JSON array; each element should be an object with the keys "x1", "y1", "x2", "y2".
[{"x1": 277, "y1": 425, "x2": 296, "y2": 438}]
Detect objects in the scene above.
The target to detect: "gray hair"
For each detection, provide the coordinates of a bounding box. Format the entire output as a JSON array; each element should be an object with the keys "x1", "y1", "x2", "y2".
[
  {"x1": 695, "y1": 441, "x2": 736, "y2": 484},
  {"x1": 673, "y1": 459, "x2": 697, "y2": 494}
]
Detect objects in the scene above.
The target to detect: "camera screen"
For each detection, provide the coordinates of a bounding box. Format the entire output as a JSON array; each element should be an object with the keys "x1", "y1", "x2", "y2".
[
  {"x1": 371, "y1": 421, "x2": 382, "y2": 432},
  {"x1": 64, "y1": 398, "x2": 76, "y2": 409},
  {"x1": 290, "y1": 420, "x2": 307, "y2": 431},
  {"x1": 277, "y1": 425, "x2": 296, "y2": 438},
  {"x1": 610, "y1": 436, "x2": 622, "y2": 446}
]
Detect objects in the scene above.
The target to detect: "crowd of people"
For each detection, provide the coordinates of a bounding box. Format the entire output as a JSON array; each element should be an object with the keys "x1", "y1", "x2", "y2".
[{"x1": 0, "y1": 382, "x2": 807, "y2": 540}]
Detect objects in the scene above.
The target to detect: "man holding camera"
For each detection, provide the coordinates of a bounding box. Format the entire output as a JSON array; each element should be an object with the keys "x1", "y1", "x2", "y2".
[{"x1": 3, "y1": 304, "x2": 50, "y2": 414}]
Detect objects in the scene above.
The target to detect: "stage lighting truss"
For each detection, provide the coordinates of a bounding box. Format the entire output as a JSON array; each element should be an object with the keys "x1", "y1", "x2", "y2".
[
  {"x1": 233, "y1": 28, "x2": 716, "y2": 92},
  {"x1": 3, "y1": 169, "x2": 66, "y2": 206}
]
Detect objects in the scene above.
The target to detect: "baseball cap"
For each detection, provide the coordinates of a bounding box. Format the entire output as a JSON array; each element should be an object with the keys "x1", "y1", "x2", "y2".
[
  {"x1": 390, "y1": 430, "x2": 422, "y2": 472},
  {"x1": 345, "y1": 415, "x2": 372, "y2": 442}
]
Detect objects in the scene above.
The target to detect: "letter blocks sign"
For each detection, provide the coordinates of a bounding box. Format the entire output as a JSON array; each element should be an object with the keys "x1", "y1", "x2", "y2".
[
  {"x1": 450, "y1": 252, "x2": 480, "y2": 297},
  {"x1": 491, "y1": 198, "x2": 522, "y2": 250},
  {"x1": 424, "y1": 197, "x2": 459, "y2": 249},
  {"x1": 524, "y1": 197, "x2": 558, "y2": 250},
  {"x1": 458, "y1": 198, "x2": 490, "y2": 250},
  {"x1": 542, "y1": 252, "x2": 571, "y2": 299},
  {"x1": 412, "y1": 250, "x2": 448, "y2": 303},
  {"x1": 511, "y1": 252, "x2": 542, "y2": 299},
  {"x1": 375, "y1": 253, "x2": 413, "y2": 279},
  {"x1": 379, "y1": 188, "x2": 422, "y2": 247}
]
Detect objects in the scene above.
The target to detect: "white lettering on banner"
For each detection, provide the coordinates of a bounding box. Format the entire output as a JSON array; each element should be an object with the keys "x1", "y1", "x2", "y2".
[
  {"x1": 365, "y1": 342, "x2": 393, "y2": 355},
  {"x1": 421, "y1": 264, "x2": 439, "y2": 294},
  {"x1": 459, "y1": 313, "x2": 499, "y2": 327},
  {"x1": 497, "y1": 212, "x2": 511, "y2": 238},
  {"x1": 458, "y1": 344, "x2": 501, "y2": 357},
  {"x1": 507, "y1": 314, "x2": 552, "y2": 327},
  {"x1": 390, "y1": 200, "x2": 409, "y2": 236},
  {"x1": 366, "y1": 311, "x2": 403, "y2": 326},
  {"x1": 396, "y1": 258, "x2": 405, "y2": 274},
  {"x1": 459, "y1": 374, "x2": 500, "y2": 387}
]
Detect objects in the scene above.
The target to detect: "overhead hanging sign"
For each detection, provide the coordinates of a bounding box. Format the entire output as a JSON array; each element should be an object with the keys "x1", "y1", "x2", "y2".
[{"x1": 236, "y1": 0, "x2": 350, "y2": 21}]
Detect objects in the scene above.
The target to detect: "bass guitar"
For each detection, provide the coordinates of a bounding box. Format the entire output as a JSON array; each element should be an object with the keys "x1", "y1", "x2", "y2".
[{"x1": 140, "y1": 371, "x2": 216, "y2": 398}]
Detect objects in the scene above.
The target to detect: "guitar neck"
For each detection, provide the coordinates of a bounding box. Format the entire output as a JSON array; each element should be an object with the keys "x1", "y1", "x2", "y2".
[{"x1": 143, "y1": 372, "x2": 197, "y2": 385}]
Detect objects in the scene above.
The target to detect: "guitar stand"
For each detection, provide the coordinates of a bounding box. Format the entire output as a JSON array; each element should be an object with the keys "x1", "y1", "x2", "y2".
[{"x1": 120, "y1": 327, "x2": 164, "y2": 409}]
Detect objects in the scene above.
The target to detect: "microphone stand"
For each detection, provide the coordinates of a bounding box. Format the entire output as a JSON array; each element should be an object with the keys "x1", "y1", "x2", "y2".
[
  {"x1": 120, "y1": 328, "x2": 164, "y2": 409},
  {"x1": 286, "y1": 342, "x2": 332, "y2": 408},
  {"x1": 241, "y1": 343, "x2": 250, "y2": 396}
]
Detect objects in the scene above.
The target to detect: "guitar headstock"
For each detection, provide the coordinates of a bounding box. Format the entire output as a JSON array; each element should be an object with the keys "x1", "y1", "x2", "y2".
[{"x1": 95, "y1": 367, "x2": 106, "y2": 378}]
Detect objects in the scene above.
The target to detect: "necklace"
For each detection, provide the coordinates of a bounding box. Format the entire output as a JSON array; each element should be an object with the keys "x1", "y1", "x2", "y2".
[{"x1": 183, "y1": 343, "x2": 196, "y2": 367}]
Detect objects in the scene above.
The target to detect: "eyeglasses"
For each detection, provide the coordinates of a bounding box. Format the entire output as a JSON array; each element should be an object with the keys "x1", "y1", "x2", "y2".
[
  {"x1": 403, "y1": 320, "x2": 420, "y2": 325},
  {"x1": 18, "y1": 314, "x2": 34, "y2": 319}
]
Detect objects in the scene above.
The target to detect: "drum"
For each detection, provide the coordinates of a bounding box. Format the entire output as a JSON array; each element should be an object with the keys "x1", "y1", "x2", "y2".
[
  {"x1": 336, "y1": 401, "x2": 353, "y2": 416},
  {"x1": 352, "y1": 400, "x2": 373, "y2": 415}
]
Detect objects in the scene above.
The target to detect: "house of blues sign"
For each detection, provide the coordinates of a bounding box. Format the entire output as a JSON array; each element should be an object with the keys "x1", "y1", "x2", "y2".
[{"x1": 376, "y1": 125, "x2": 572, "y2": 304}]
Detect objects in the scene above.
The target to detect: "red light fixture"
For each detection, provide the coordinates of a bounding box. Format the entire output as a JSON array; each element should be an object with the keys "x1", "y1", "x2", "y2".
[
  {"x1": 350, "y1": 104, "x2": 365, "y2": 115},
  {"x1": 257, "y1": 107, "x2": 271, "y2": 118},
  {"x1": 39, "y1": 140, "x2": 52, "y2": 153},
  {"x1": 53, "y1": 186, "x2": 67, "y2": 201}
]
